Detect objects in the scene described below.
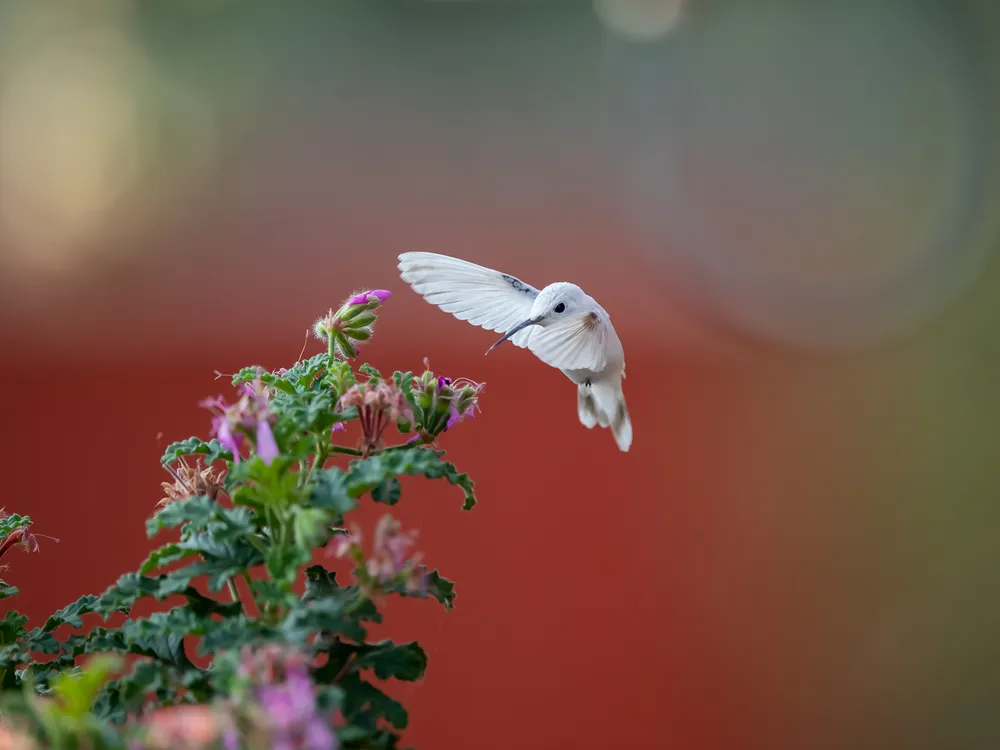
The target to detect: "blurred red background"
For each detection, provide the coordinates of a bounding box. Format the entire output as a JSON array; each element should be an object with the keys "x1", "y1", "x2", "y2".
[{"x1": 3, "y1": 2, "x2": 1000, "y2": 749}]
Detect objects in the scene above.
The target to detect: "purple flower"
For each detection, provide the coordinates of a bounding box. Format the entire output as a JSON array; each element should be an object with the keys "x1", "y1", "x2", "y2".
[
  {"x1": 200, "y1": 368, "x2": 279, "y2": 464},
  {"x1": 257, "y1": 668, "x2": 316, "y2": 732},
  {"x1": 368, "y1": 514, "x2": 422, "y2": 586},
  {"x1": 346, "y1": 289, "x2": 391, "y2": 306},
  {"x1": 303, "y1": 717, "x2": 338, "y2": 750},
  {"x1": 255, "y1": 419, "x2": 280, "y2": 464}
]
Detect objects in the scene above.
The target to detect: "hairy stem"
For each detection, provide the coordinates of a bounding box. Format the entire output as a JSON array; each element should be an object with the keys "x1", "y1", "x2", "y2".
[{"x1": 330, "y1": 445, "x2": 363, "y2": 456}]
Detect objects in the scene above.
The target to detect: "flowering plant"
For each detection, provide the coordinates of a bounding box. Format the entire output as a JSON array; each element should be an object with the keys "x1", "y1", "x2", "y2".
[{"x1": 0, "y1": 289, "x2": 484, "y2": 749}]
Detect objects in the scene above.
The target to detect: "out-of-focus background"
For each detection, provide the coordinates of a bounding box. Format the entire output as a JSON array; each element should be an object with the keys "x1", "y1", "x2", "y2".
[{"x1": 3, "y1": 0, "x2": 1000, "y2": 747}]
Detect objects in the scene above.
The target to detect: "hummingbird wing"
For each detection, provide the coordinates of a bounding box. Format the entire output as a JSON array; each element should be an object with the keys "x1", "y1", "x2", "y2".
[
  {"x1": 397, "y1": 251, "x2": 541, "y2": 348},
  {"x1": 526, "y1": 311, "x2": 610, "y2": 372}
]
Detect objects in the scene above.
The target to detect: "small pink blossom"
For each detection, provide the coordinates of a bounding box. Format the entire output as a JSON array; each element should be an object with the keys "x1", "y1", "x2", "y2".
[
  {"x1": 200, "y1": 368, "x2": 279, "y2": 465},
  {"x1": 346, "y1": 289, "x2": 391, "y2": 306}
]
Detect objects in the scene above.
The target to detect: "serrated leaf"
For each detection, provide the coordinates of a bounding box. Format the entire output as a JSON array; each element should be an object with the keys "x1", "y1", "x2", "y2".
[
  {"x1": 303, "y1": 564, "x2": 339, "y2": 601},
  {"x1": 199, "y1": 615, "x2": 277, "y2": 655},
  {"x1": 94, "y1": 573, "x2": 163, "y2": 615},
  {"x1": 345, "y1": 448, "x2": 477, "y2": 510},
  {"x1": 116, "y1": 611, "x2": 193, "y2": 666},
  {"x1": 392, "y1": 371, "x2": 414, "y2": 401},
  {"x1": 310, "y1": 468, "x2": 356, "y2": 514},
  {"x1": 371, "y1": 477, "x2": 401, "y2": 506},
  {"x1": 282, "y1": 596, "x2": 376, "y2": 644},
  {"x1": 146, "y1": 496, "x2": 255, "y2": 539},
  {"x1": 0, "y1": 612, "x2": 29, "y2": 644},
  {"x1": 265, "y1": 544, "x2": 313, "y2": 588},
  {"x1": 25, "y1": 629, "x2": 60, "y2": 655},
  {"x1": 249, "y1": 580, "x2": 299, "y2": 611},
  {"x1": 160, "y1": 437, "x2": 232, "y2": 467},
  {"x1": 339, "y1": 672, "x2": 408, "y2": 730},
  {"x1": 43, "y1": 594, "x2": 98, "y2": 631},
  {"x1": 353, "y1": 641, "x2": 427, "y2": 682},
  {"x1": 0, "y1": 582, "x2": 18, "y2": 600},
  {"x1": 359, "y1": 364, "x2": 383, "y2": 381}
]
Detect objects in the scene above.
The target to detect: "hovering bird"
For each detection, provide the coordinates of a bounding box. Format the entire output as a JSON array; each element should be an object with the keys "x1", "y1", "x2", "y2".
[{"x1": 396, "y1": 251, "x2": 632, "y2": 452}]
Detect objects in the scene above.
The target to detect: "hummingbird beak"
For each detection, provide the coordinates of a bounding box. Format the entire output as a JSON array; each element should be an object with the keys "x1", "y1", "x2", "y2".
[{"x1": 486, "y1": 317, "x2": 539, "y2": 354}]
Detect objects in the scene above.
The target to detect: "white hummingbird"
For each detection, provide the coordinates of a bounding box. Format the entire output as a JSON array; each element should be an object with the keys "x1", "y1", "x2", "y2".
[{"x1": 396, "y1": 251, "x2": 632, "y2": 452}]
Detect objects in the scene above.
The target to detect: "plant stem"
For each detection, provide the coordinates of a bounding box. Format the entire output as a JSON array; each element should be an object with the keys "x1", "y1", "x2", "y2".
[
  {"x1": 226, "y1": 579, "x2": 241, "y2": 606},
  {"x1": 304, "y1": 438, "x2": 331, "y2": 486},
  {"x1": 330, "y1": 446, "x2": 363, "y2": 456}
]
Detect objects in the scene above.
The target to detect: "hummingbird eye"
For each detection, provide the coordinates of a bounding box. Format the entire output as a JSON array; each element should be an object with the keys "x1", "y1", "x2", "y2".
[{"x1": 553, "y1": 302, "x2": 566, "y2": 314}]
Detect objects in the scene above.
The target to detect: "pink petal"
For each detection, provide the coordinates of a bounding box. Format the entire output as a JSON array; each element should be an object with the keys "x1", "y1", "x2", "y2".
[
  {"x1": 255, "y1": 420, "x2": 279, "y2": 465},
  {"x1": 217, "y1": 420, "x2": 242, "y2": 462}
]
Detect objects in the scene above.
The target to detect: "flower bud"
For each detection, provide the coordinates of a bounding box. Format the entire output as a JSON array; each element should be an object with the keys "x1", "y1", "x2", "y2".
[
  {"x1": 345, "y1": 311, "x2": 376, "y2": 328},
  {"x1": 339, "y1": 289, "x2": 391, "y2": 319},
  {"x1": 346, "y1": 325, "x2": 372, "y2": 342}
]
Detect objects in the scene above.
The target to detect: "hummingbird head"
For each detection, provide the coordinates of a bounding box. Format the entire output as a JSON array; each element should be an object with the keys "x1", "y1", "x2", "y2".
[{"x1": 486, "y1": 283, "x2": 603, "y2": 353}]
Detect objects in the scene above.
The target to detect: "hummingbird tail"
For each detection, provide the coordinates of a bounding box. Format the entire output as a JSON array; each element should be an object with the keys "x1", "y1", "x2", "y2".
[{"x1": 577, "y1": 380, "x2": 632, "y2": 452}]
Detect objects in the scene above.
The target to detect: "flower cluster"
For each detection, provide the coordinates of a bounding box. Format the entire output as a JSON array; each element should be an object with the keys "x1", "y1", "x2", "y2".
[
  {"x1": 231, "y1": 646, "x2": 338, "y2": 750},
  {"x1": 407, "y1": 361, "x2": 485, "y2": 444},
  {"x1": 159, "y1": 456, "x2": 227, "y2": 507},
  {"x1": 200, "y1": 369, "x2": 278, "y2": 465},
  {"x1": 331, "y1": 514, "x2": 427, "y2": 598},
  {"x1": 337, "y1": 381, "x2": 412, "y2": 455},
  {"x1": 0, "y1": 511, "x2": 58, "y2": 565},
  {"x1": 313, "y1": 289, "x2": 391, "y2": 360}
]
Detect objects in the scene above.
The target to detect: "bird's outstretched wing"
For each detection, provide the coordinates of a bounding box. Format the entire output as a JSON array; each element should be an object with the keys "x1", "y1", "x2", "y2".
[
  {"x1": 526, "y1": 311, "x2": 609, "y2": 372},
  {"x1": 397, "y1": 251, "x2": 540, "y2": 348}
]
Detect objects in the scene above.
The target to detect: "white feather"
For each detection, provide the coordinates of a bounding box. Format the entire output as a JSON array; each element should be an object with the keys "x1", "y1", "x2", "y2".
[
  {"x1": 397, "y1": 251, "x2": 539, "y2": 348},
  {"x1": 526, "y1": 313, "x2": 609, "y2": 372}
]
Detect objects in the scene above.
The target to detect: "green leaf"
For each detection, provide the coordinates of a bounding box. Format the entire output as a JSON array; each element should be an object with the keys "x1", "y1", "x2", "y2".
[
  {"x1": 0, "y1": 611, "x2": 29, "y2": 645},
  {"x1": 422, "y1": 570, "x2": 456, "y2": 611},
  {"x1": 43, "y1": 594, "x2": 98, "y2": 631},
  {"x1": 249, "y1": 579, "x2": 299, "y2": 611},
  {"x1": 353, "y1": 641, "x2": 427, "y2": 682},
  {"x1": 198, "y1": 614, "x2": 277, "y2": 654},
  {"x1": 339, "y1": 672, "x2": 408, "y2": 730},
  {"x1": 292, "y1": 506, "x2": 332, "y2": 550},
  {"x1": 345, "y1": 448, "x2": 477, "y2": 510},
  {"x1": 262, "y1": 353, "x2": 328, "y2": 391},
  {"x1": 25, "y1": 629, "x2": 60, "y2": 655},
  {"x1": 276, "y1": 390, "x2": 338, "y2": 437},
  {"x1": 371, "y1": 477, "x2": 401, "y2": 506},
  {"x1": 0, "y1": 581, "x2": 18, "y2": 600},
  {"x1": 229, "y1": 457, "x2": 303, "y2": 510},
  {"x1": 359, "y1": 364, "x2": 383, "y2": 381},
  {"x1": 282, "y1": 595, "x2": 378, "y2": 645},
  {"x1": 113, "y1": 610, "x2": 194, "y2": 666},
  {"x1": 303, "y1": 564, "x2": 339, "y2": 601},
  {"x1": 310, "y1": 469, "x2": 357, "y2": 514},
  {"x1": 160, "y1": 437, "x2": 232, "y2": 467},
  {"x1": 146, "y1": 496, "x2": 256, "y2": 539},
  {"x1": 265, "y1": 544, "x2": 313, "y2": 588},
  {"x1": 392, "y1": 371, "x2": 415, "y2": 401}
]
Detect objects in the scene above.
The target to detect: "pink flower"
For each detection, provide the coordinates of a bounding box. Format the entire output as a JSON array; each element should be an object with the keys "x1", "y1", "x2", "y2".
[
  {"x1": 0, "y1": 519, "x2": 58, "y2": 561},
  {"x1": 200, "y1": 368, "x2": 279, "y2": 465},
  {"x1": 337, "y1": 382, "x2": 412, "y2": 454},
  {"x1": 346, "y1": 289, "x2": 391, "y2": 306},
  {"x1": 328, "y1": 527, "x2": 361, "y2": 559}
]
